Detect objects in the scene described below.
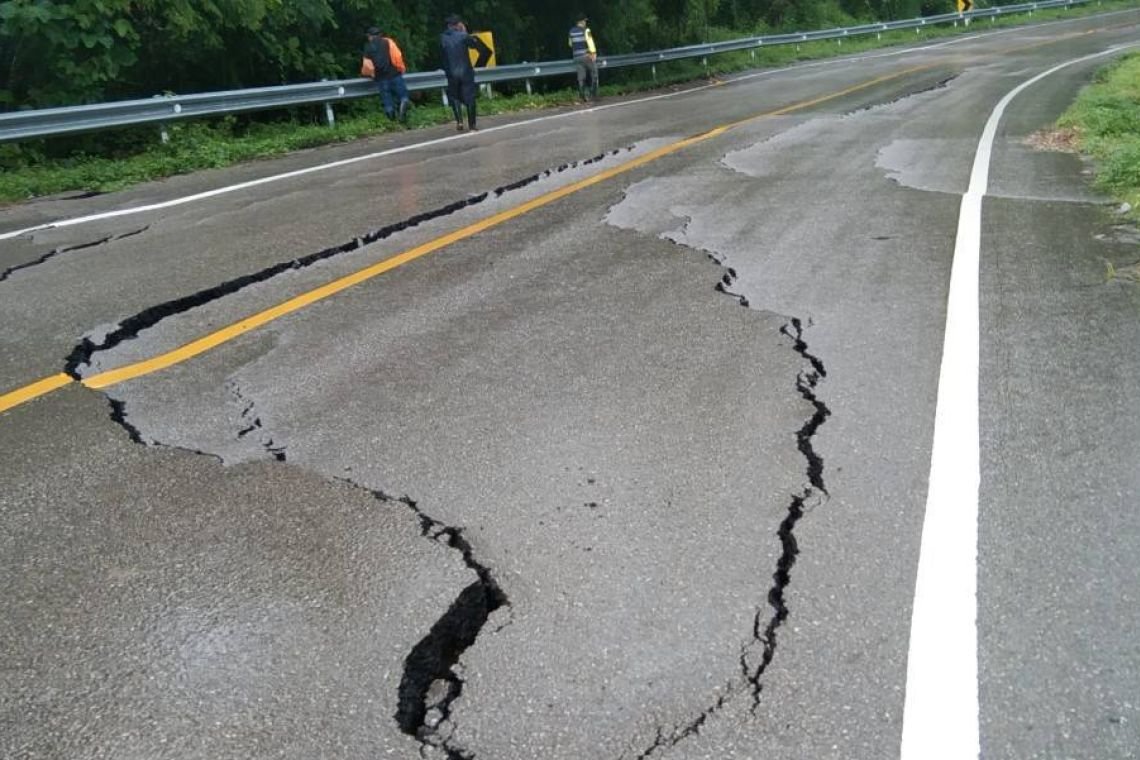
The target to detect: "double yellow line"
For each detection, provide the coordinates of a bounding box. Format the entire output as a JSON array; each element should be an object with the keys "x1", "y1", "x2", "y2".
[{"x1": 0, "y1": 66, "x2": 930, "y2": 416}]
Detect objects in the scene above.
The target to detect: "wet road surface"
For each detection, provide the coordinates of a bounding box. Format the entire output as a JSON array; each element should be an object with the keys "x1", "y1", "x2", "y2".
[{"x1": 3, "y1": 11, "x2": 1140, "y2": 760}]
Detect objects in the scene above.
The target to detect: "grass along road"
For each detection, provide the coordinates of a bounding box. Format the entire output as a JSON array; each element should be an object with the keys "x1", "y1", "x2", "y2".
[{"x1": 1058, "y1": 51, "x2": 1140, "y2": 223}]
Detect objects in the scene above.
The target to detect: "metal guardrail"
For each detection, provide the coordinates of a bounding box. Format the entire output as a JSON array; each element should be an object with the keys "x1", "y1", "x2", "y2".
[{"x1": 0, "y1": 0, "x2": 1088, "y2": 143}]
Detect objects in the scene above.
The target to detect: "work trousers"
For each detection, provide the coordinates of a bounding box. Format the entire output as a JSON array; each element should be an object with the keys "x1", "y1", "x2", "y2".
[
  {"x1": 377, "y1": 75, "x2": 410, "y2": 119},
  {"x1": 575, "y1": 56, "x2": 599, "y2": 99},
  {"x1": 446, "y1": 74, "x2": 478, "y2": 128}
]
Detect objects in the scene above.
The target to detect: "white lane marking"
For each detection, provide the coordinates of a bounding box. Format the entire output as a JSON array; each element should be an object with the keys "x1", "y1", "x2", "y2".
[
  {"x1": 900, "y1": 43, "x2": 1136, "y2": 760},
  {"x1": 0, "y1": 78, "x2": 768, "y2": 243},
  {"x1": 0, "y1": 15, "x2": 1095, "y2": 245}
]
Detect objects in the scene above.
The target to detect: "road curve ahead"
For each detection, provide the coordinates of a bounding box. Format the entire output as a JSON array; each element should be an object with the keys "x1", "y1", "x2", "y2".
[{"x1": 2, "y1": 10, "x2": 1140, "y2": 760}]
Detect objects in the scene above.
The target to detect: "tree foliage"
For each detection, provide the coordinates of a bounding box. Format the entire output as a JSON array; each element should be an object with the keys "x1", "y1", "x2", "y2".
[{"x1": 0, "y1": 0, "x2": 968, "y2": 109}]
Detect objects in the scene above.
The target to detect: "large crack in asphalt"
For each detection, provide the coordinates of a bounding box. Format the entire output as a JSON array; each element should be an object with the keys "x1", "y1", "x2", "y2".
[
  {"x1": 0, "y1": 226, "x2": 149, "y2": 284},
  {"x1": 390, "y1": 492, "x2": 510, "y2": 759},
  {"x1": 104, "y1": 388, "x2": 508, "y2": 759},
  {"x1": 629, "y1": 269, "x2": 832, "y2": 759},
  {"x1": 62, "y1": 148, "x2": 632, "y2": 379},
  {"x1": 49, "y1": 145, "x2": 702, "y2": 759},
  {"x1": 610, "y1": 199, "x2": 832, "y2": 759},
  {"x1": 742, "y1": 317, "x2": 829, "y2": 712},
  {"x1": 683, "y1": 85, "x2": 982, "y2": 721},
  {"x1": 62, "y1": 136, "x2": 831, "y2": 757},
  {"x1": 687, "y1": 254, "x2": 834, "y2": 713}
]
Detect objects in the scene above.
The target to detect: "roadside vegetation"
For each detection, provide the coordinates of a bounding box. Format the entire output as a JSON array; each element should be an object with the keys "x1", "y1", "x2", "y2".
[
  {"x1": 1057, "y1": 51, "x2": 1140, "y2": 289},
  {"x1": 0, "y1": 0, "x2": 1132, "y2": 204},
  {"x1": 1058, "y1": 51, "x2": 1140, "y2": 219}
]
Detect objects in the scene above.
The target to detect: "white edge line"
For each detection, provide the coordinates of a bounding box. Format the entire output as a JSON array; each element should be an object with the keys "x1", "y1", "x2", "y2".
[
  {"x1": 3, "y1": 11, "x2": 1121, "y2": 244},
  {"x1": 0, "y1": 81, "x2": 743, "y2": 243},
  {"x1": 899, "y1": 42, "x2": 1136, "y2": 760}
]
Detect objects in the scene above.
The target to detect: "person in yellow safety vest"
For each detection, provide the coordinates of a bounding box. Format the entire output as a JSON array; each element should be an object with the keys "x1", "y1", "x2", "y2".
[{"x1": 568, "y1": 14, "x2": 598, "y2": 103}]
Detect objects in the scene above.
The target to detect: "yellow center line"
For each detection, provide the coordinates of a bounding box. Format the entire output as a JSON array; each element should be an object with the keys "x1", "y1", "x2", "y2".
[
  {"x1": 1, "y1": 64, "x2": 932, "y2": 414},
  {"x1": 0, "y1": 372, "x2": 75, "y2": 414}
]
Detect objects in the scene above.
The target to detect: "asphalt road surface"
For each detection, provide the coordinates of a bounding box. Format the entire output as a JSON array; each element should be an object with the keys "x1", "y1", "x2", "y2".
[{"x1": 3, "y1": 11, "x2": 1140, "y2": 760}]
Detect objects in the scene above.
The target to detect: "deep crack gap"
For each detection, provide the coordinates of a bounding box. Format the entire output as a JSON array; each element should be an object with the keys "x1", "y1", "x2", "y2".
[
  {"x1": 62, "y1": 149, "x2": 630, "y2": 379},
  {"x1": 626, "y1": 277, "x2": 832, "y2": 759},
  {"x1": 71, "y1": 146, "x2": 618, "y2": 754},
  {"x1": 743, "y1": 318, "x2": 830, "y2": 711},
  {"x1": 370, "y1": 493, "x2": 510, "y2": 758},
  {"x1": 100, "y1": 386, "x2": 508, "y2": 759}
]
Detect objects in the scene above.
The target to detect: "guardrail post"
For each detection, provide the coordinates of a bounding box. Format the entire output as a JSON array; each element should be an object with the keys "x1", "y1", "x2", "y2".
[
  {"x1": 525, "y1": 79, "x2": 532, "y2": 96},
  {"x1": 320, "y1": 79, "x2": 338, "y2": 127},
  {"x1": 152, "y1": 94, "x2": 172, "y2": 143},
  {"x1": 651, "y1": 64, "x2": 657, "y2": 82},
  {"x1": 702, "y1": 56, "x2": 708, "y2": 74}
]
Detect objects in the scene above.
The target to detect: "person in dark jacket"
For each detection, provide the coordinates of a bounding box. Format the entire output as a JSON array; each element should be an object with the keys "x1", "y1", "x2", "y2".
[
  {"x1": 440, "y1": 14, "x2": 492, "y2": 131},
  {"x1": 364, "y1": 26, "x2": 411, "y2": 123},
  {"x1": 569, "y1": 14, "x2": 598, "y2": 102}
]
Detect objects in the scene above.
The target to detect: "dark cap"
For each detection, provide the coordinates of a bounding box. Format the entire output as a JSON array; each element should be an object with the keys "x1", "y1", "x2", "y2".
[
  {"x1": 576, "y1": 12, "x2": 588, "y2": 22},
  {"x1": 445, "y1": 14, "x2": 462, "y2": 25},
  {"x1": 366, "y1": 26, "x2": 381, "y2": 35}
]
